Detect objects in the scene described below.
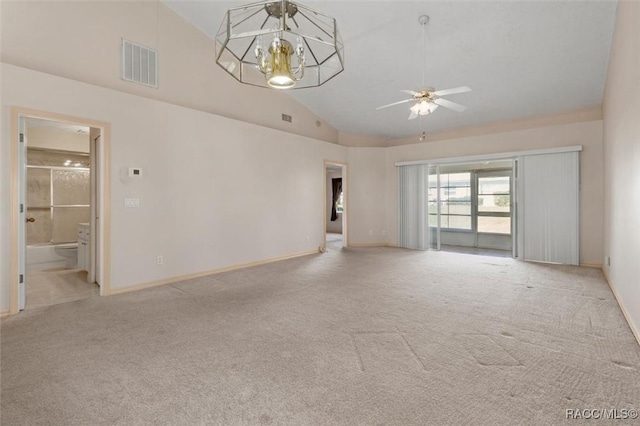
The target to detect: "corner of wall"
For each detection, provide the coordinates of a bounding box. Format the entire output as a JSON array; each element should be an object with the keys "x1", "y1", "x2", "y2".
[{"x1": 601, "y1": 0, "x2": 640, "y2": 346}]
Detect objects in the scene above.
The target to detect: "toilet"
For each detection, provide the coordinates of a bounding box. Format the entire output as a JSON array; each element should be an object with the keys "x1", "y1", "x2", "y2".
[{"x1": 54, "y1": 243, "x2": 78, "y2": 269}]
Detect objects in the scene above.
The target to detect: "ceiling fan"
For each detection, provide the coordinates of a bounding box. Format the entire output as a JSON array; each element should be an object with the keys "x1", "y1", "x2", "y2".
[
  {"x1": 376, "y1": 15, "x2": 471, "y2": 120},
  {"x1": 376, "y1": 86, "x2": 472, "y2": 120}
]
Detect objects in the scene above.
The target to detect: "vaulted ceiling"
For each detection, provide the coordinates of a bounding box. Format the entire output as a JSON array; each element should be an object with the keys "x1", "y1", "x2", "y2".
[{"x1": 164, "y1": 1, "x2": 618, "y2": 140}]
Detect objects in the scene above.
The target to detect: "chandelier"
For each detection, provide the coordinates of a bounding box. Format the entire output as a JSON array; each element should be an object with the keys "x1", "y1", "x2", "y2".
[{"x1": 215, "y1": 1, "x2": 344, "y2": 89}]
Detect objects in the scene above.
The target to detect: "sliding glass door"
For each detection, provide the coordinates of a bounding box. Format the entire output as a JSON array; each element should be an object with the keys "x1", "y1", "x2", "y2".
[
  {"x1": 427, "y1": 161, "x2": 514, "y2": 253},
  {"x1": 476, "y1": 170, "x2": 513, "y2": 250}
]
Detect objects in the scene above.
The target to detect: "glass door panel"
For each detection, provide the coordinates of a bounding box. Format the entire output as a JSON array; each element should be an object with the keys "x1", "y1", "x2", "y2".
[
  {"x1": 476, "y1": 169, "x2": 513, "y2": 250},
  {"x1": 428, "y1": 165, "x2": 440, "y2": 250}
]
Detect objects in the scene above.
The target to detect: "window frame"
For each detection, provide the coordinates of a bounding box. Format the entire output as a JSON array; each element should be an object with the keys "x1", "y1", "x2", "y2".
[
  {"x1": 475, "y1": 169, "x2": 513, "y2": 235},
  {"x1": 429, "y1": 171, "x2": 473, "y2": 232},
  {"x1": 429, "y1": 168, "x2": 513, "y2": 235}
]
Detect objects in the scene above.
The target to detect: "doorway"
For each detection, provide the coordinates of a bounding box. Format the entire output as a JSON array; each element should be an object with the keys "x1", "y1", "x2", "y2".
[
  {"x1": 428, "y1": 160, "x2": 515, "y2": 257},
  {"x1": 324, "y1": 161, "x2": 347, "y2": 251},
  {"x1": 10, "y1": 108, "x2": 111, "y2": 314}
]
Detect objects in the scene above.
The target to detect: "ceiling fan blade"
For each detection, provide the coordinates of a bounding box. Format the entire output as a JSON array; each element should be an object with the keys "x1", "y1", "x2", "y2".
[
  {"x1": 376, "y1": 98, "x2": 413, "y2": 110},
  {"x1": 434, "y1": 98, "x2": 467, "y2": 112},
  {"x1": 400, "y1": 89, "x2": 419, "y2": 96},
  {"x1": 408, "y1": 111, "x2": 418, "y2": 120},
  {"x1": 432, "y1": 86, "x2": 471, "y2": 96}
]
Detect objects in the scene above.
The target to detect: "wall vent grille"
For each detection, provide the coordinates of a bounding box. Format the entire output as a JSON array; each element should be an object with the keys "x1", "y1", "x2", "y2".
[{"x1": 121, "y1": 39, "x2": 157, "y2": 88}]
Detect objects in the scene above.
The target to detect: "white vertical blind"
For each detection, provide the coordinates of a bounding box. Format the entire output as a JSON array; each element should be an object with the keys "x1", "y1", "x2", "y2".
[
  {"x1": 521, "y1": 151, "x2": 580, "y2": 265},
  {"x1": 398, "y1": 164, "x2": 428, "y2": 250}
]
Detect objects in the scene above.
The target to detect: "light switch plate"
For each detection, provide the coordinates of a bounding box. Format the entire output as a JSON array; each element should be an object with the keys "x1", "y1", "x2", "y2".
[{"x1": 125, "y1": 198, "x2": 140, "y2": 208}]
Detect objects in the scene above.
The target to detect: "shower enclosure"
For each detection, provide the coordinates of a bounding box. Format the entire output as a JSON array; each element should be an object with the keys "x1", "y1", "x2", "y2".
[{"x1": 26, "y1": 148, "x2": 90, "y2": 269}]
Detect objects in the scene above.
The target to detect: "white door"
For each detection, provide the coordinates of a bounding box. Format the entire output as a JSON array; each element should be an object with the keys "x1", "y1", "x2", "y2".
[{"x1": 18, "y1": 118, "x2": 27, "y2": 310}]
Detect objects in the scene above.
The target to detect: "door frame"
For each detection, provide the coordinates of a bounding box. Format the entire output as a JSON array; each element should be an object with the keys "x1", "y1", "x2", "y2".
[
  {"x1": 9, "y1": 107, "x2": 112, "y2": 314},
  {"x1": 323, "y1": 160, "x2": 348, "y2": 249}
]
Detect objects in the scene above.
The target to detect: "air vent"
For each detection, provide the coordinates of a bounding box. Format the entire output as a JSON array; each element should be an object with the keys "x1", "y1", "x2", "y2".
[
  {"x1": 282, "y1": 114, "x2": 292, "y2": 123},
  {"x1": 121, "y1": 39, "x2": 157, "y2": 88}
]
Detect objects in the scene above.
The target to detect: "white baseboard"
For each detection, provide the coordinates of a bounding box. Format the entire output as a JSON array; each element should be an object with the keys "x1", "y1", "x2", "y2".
[
  {"x1": 602, "y1": 268, "x2": 640, "y2": 347},
  {"x1": 348, "y1": 242, "x2": 389, "y2": 248},
  {"x1": 580, "y1": 262, "x2": 603, "y2": 268},
  {"x1": 110, "y1": 249, "x2": 318, "y2": 296}
]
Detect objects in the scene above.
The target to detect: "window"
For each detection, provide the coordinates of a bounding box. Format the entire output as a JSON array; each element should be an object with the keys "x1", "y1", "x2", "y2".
[
  {"x1": 336, "y1": 191, "x2": 344, "y2": 213},
  {"x1": 477, "y1": 175, "x2": 511, "y2": 234},
  {"x1": 429, "y1": 172, "x2": 472, "y2": 231}
]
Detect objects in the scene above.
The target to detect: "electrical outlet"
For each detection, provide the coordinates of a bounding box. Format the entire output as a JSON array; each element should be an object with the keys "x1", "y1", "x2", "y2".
[
  {"x1": 382, "y1": 230, "x2": 386, "y2": 236},
  {"x1": 157, "y1": 256, "x2": 163, "y2": 265},
  {"x1": 306, "y1": 235, "x2": 310, "y2": 242},
  {"x1": 368, "y1": 230, "x2": 373, "y2": 236}
]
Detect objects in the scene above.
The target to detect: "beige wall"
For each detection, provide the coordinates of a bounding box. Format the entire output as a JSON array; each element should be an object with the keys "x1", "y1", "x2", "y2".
[
  {"x1": 0, "y1": 0, "x2": 338, "y2": 144},
  {"x1": 0, "y1": 0, "x2": 617, "y2": 315},
  {"x1": 326, "y1": 170, "x2": 342, "y2": 234},
  {"x1": 602, "y1": 1, "x2": 640, "y2": 339},
  {"x1": 347, "y1": 147, "x2": 388, "y2": 246},
  {"x1": 0, "y1": 63, "x2": 347, "y2": 311},
  {"x1": 26, "y1": 126, "x2": 90, "y2": 153},
  {"x1": 338, "y1": 133, "x2": 389, "y2": 148},
  {"x1": 385, "y1": 119, "x2": 605, "y2": 266}
]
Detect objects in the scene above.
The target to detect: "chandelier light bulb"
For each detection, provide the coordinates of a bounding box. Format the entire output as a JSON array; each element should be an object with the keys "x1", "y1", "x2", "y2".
[
  {"x1": 266, "y1": 38, "x2": 297, "y2": 89},
  {"x1": 216, "y1": 1, "x2": 343, "y2": 89}
]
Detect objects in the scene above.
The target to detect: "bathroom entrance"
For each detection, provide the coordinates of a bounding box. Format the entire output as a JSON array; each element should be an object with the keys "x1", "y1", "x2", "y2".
[
  {"x1": 12, "y1": 109, "x2": 111, "y2": 313},
  {"x1": 23, "y1": 117, "x2": 98, "y2": 309}
]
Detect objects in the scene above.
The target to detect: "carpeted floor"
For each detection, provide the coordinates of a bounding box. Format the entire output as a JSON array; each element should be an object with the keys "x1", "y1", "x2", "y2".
[{"x1": 2, "y1": 247, "x2": 639, "y2": 425}]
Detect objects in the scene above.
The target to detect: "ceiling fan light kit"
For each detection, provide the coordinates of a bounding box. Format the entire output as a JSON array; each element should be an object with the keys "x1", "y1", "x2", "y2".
[
  {"x1": 376, "y1": 15, "x2": 471, "y2": 122},
  {"x1": 215, "y1": 0, "x2": 344, "y2": 90}
]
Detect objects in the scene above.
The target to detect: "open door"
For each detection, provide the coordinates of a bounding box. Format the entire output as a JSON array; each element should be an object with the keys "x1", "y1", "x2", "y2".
[
  {"x1": 324, "y1": 161, "x2": 347, "y2": 250},
  {"x1": 89, "y1": 129, "x2": 100, "y2": 285},
  {"x1": 10, "y1": 108, "x2": 112, "y2": 315}
]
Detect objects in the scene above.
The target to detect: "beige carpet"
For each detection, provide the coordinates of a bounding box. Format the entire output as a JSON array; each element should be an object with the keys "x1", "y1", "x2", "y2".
[{"x1": 2, "y1": 247, "x2": 639, "y2": 425}]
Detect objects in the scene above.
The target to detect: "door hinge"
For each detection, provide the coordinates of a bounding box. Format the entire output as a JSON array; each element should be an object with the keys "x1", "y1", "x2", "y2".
[
  {"x1": 20, "y1": 204, "x2": 24, "y2": 213},
  {"x1": 19, "y1": 133, "x2": 24, "y2": 143},
  {"x1": 19, "y1": 274, "x2": 24, "y2": 284}
]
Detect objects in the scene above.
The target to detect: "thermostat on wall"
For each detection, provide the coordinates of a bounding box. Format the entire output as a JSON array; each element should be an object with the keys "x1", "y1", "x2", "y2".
[{"x1": 128, "y1": 167, "x2": 143, "y2": 177}]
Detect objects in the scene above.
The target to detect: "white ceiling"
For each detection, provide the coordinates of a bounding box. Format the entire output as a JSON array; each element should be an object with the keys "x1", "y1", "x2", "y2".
[{"x1": 164, "y1": 0, "x2": 618, "y2": 140}]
